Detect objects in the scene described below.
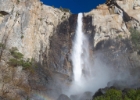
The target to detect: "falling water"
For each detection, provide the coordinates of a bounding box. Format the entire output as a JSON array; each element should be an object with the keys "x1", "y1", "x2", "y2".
[
  {"x1": 67, "y1": 13, "x2": 112, "y2": 96},
  {"x1": 71, "y1": 13, "x2": 92, "y2": 90},
  {"x1": 65, "y1": 12, "x2": 131, "y2": 99},
  {"x1": 72, "y1": 13, "x2": 84, "y2": 83}
]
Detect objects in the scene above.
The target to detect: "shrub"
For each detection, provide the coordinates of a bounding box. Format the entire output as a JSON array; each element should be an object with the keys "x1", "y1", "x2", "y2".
[
  {"x1": 21, "y1": 60, "x2": 32, "y2": 70},
  {"x1": 12, "y1": 52, "x2": 23, "y2": 59},
  {"x1": 8, "y1": 47, "x2": 33, "y2": 70},
  {"x1": 8, "y1": 58, "x2": 21, "y2": 66},
  {"x1": 61, "y1": 16, "x2": 66, "y2": 20},
  {"x1": 59, "y1": 6, "x2": 70, "y2": 13},
  {"x1": 17, "y1": 0, "x2": 20, "y2": 4},
  {"x1": 93, "y1": 88, "x2": 140, "y2": 100},
  {"x1": 39, "y1": 18, "x2": 43, "y2": 21},
  {"x1": 130, "y1": 28, "x2": 140, "y2": 50},
  {"x1": 94, "y1": 96, "x2": 104, "y2": 100},
  {"x1": 105, "y1": 89, "x2": 122, "y2": 100},
  {"x1": 52, "y1": 5, "x2": 55, "y2": 8},
  {"x1": 0, "y1": 43, "x2": 5, "y2": 48},
  {"x1": 21, "y1": 35, "x2": 24, "y2": 39},
  {"x1": 94, "y1": 89, "x2": 122, "y2": 100},
  {"x1": 40, "y1": 2, "x2": 43, "y2": 6},
  {"x1": 118, "y1": 34, "x2": 122, "y2": 39},
  {"x1": 10, "y1": 47, "x2": 23, "y2": 59},
  {"x1": 8, "y1": 58, "x2": 32, "y2": 70},
  {"x1": 126, "y1": 89, "x2": 136, "y2": 100},
  {"x1": 126, "y1": 89, "x2": 140, "y2": 100},
  {"x1": 10, "y1": 47, "x2": 18, "y2": 54}
]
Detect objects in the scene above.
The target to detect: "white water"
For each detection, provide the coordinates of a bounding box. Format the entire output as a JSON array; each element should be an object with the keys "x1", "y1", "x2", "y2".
[
  {"x1": 71, "y1": 13, "x2": 92, "y2": 92},
  {"x1": 63, "y1": 13, "x2": 135, "y2": 99},
  {"x1": 72, "y1": 13, "x2": 84, "y2": 83},
  {"x1": 67, "y1": 13, "x2": 112, "y2": 95}
]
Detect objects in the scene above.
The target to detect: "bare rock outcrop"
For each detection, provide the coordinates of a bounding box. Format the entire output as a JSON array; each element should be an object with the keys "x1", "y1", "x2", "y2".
[
  {"x1": 0, "y1": 0, "x2": 71, "y2": 99},
  {"x1": 84, "y1": 0, "x2": 140, "y2": 75},
  {"x1": 0, "y1": 0, "x2": 70, "y2": 62},
  {"x1": 85, "y1": 0, "x2": 140, "y2": 47}
]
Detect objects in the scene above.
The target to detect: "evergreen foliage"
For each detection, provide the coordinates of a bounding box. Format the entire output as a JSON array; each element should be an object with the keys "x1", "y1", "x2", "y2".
[
  {"x1": 130, "y1": 28, "x2": 140, "y2": 50},
  {"x1": 59, "y1": 6, "x2": 70, "y2": 13},
  {"x1": 94, "y1": 88, "x2": 140, "y2": 100},
  {"x1": 8, "y1": 47, "x2": 34, "y2": 70}
]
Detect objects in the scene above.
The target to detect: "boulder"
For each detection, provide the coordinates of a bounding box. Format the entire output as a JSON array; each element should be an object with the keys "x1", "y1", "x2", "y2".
[{"x1": 57, "y1": 94, "x2": 71, "y2": 100}]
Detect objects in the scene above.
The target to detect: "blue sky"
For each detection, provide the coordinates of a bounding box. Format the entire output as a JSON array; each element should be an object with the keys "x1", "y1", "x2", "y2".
[{"x1": 41, "y1": 0, "x2": 105, "y2": 14}]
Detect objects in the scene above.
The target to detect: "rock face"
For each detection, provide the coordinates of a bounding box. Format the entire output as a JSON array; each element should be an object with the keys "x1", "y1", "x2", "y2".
[
  {"x1": 85, "y1": 0, "x2": 140, "y2": 47},
  {"x1": 44, "y1": 14, "x2": 77, "y2": 76},
  {"x1": 0, "y1": 0, "x2": 70, "y2": 62},
  {"x1": 0, "y1": 0, "x2": 71, "y2": 99},
  {"x1": 0, "y1": 0, "x2": 140, "y2": 99},
  {"x1": 57, "y1": 94, "x2": 71, "y2": 100},
  {"x1": 84, "y1": 0, "x2": 140, "y2": 70}
]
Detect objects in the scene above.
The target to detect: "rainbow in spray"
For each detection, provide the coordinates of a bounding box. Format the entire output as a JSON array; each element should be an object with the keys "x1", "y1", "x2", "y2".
[{"x1": 31, "y1": 93, "x2": 54, "y2": 100}]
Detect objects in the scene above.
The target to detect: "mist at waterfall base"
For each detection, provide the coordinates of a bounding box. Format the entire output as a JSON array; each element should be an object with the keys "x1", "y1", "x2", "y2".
[
  {"x1": 32, "y1": 13, "x2": 140, "y2": 100},
  {"x1": 66, "y1": 13, "x2": 113, "y2": 96},
  {"x1": 62, "y1": 13, "x2": 140, "y2": 99}
]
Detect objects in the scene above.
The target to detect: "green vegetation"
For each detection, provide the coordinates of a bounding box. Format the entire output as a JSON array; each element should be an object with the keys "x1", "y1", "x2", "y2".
[
  {"x1": 94, "y1": 89, "x2": 122, "y2": 100},
  {"x1": 21, "y1": 35, "x2": 24, "y2": 39},
  {"x1": 61, "y1": 16, "x2": 66, "y2": 20},
  {"x1": 0, "y1": 13, "x2": 2, "y2": 17},
  {"x1": 39, "y1": 18, "x2": 43, "y2": 21},
  {"x1": 8, "y1": 47, "x2": 34, "y2": 70},
  {"x1": 126, "y1": 89, "x2": 140, "y2": 100},
  {"x1": 59, "y1": 6, "x2": 70, "y2": 13},
  {"x1": 16, "y1": 12, "x2": 20, "y2": 17},
  {"x1": 52, "y1": 5, "x2": 55, "y2": 8},
  {"x1": 130, "y1": 28, "x2": 140, "y2": 50},
  {"x1": 94, "y1": 88, "x2": 140, "y2": 100},
  {"x1": 118, "y1": 34, "x2": 122, "y2": 39},
  {"x1": 17, "y1": 0, "x2": 20, "y2": 4},
  {"x1": 0, "y1": 42, "x2": 6, "y2": 61},
  {"x1": 0, "y1": 43, "x2": 5, "y2": 49},
  {"x1": 40, "y1": 2, "x2": 43, "y2": 6}
]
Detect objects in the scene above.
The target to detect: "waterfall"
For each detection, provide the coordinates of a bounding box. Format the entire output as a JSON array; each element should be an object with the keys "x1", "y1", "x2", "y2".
[
  {"x1": 72, "y1": 13, "x2": 84, "y2": 83},
  {"x1": 67, "y1": 13, "x2": 111, "y2": 96},
  {"x1": 71, "y1": 13, "x2": 91, "y2": 90}
]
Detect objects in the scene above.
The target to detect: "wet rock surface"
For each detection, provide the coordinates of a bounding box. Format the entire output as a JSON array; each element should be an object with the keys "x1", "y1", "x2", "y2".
[{"x1": 44, "y1": 14, "x2": 78, "y2": 76}]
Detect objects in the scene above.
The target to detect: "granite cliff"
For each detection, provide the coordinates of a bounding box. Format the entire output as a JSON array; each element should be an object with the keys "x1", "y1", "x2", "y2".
[{"x1": 0, "y1": 0, "x2": 140, "y2": 99}]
